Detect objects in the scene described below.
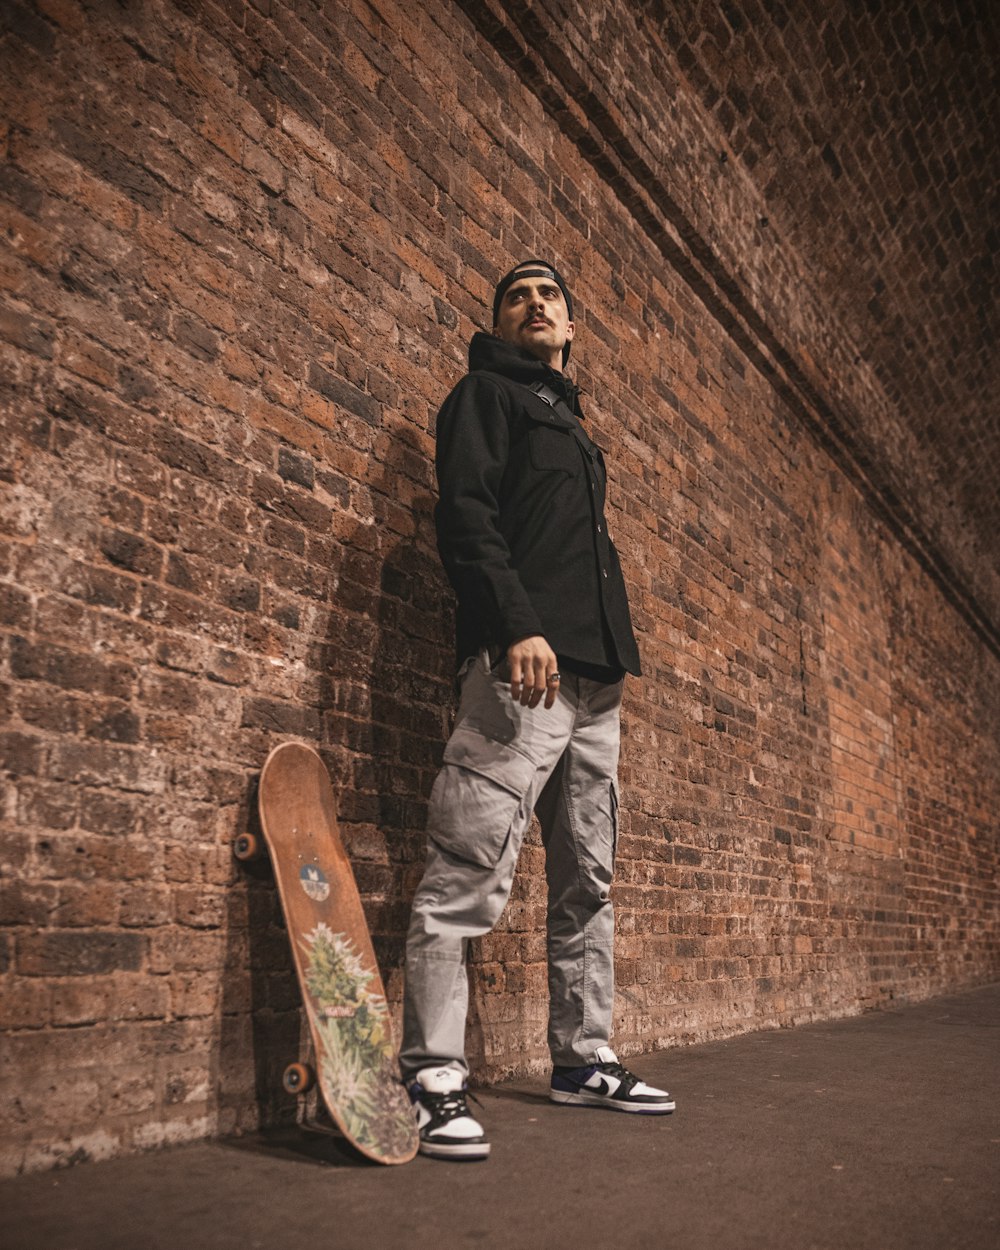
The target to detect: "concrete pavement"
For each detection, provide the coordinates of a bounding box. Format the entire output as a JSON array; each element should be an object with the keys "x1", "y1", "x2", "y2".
[{"x1": 3, "y1": 982, "x2": 999, "y2": 1250}]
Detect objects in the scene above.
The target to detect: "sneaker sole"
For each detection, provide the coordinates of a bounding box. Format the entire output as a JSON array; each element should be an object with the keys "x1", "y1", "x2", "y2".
[
  {"x1": 549, "y1": 1089, "x2": 675, "y2": 1114},
  {"x1": 418, "y1": 1138, "x2": 491, "y2": 1160}
]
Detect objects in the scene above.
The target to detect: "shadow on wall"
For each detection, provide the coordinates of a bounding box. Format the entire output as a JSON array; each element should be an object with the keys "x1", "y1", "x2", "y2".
[
  {"x1": 224, "y1": 786, "x2": 301, "y2": 1134},
  {"x1": 220, "y1": 417, "x2": 456, "y2": 1132}
]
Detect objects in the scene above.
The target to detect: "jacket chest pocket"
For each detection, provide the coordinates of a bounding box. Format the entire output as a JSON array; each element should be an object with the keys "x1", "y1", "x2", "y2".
[{"x1": 528, "y1": 423, "x2": 579, "y2": 474}]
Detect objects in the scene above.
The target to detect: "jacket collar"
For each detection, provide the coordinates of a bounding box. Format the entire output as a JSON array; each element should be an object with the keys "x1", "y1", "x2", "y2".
[{"x1": 468, "y1": 332, "x2": 582, "y2": 414}]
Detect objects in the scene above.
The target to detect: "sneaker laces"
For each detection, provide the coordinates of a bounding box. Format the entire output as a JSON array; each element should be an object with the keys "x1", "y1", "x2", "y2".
[
  {"x1": 417, "y1": 1085, "x2": 481, "y2": 1125},
  {"x1": 594, "y1": 1060, "x2": 639, "y2": 1092}
]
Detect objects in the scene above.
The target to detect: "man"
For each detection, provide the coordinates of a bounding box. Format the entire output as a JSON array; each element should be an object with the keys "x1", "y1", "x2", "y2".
[{"x1": 401, "y1": 261, "x2": 675, "y2": 1160}]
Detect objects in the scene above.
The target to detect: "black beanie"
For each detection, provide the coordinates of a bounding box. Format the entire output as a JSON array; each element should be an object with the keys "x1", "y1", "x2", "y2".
[{"x1": 492, "y1": 260, "x2": 574, "y2": 364}]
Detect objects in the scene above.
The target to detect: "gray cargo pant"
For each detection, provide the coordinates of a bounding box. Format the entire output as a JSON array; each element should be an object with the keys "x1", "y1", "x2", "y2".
[{"x1": 400, "y1": 649, "x2": 622, "y2": 1077}]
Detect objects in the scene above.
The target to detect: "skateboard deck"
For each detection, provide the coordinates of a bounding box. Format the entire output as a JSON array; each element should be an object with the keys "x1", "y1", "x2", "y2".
[{"x1": 240, "y1": 741, "x2": 418, "y2": 1165}]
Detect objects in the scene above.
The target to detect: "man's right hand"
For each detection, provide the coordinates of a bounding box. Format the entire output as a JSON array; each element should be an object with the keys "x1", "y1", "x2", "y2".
[{"x1": 508, "y1": 636, "x2": 560, "y2": 709}]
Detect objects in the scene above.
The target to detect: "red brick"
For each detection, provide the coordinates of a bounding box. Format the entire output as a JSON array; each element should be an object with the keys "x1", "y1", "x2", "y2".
[
  {"x1": 78, "y1": 790, "x2": 140, "y2": 837},
  {"x1": 102, "y1": 1067, "x2": 159, "y2": 1115},
  {"x1": 109, "y1": 975, "x2": 171, "y2": 1023},
  {"x1": 53, "y1": 881, "x2": 119, "y2": 928},
  {"x1": 0, "y1": 880, "x2": 58, "y2": 926},
  {"x1": 50, "y1": 977, "x2": 111, "y2": 1027},
  {"x1": 148, "y1": 930, "x2": 225, "y2": 976},
  {"x1": 169, "y1": 972, "x2": 229, "y2": 1019},
  {"x1": 0, "y1": 977, "x2": 52, "y2": 1030},
  {"x1": 34, "y1": 833, "x2": 157, "y2": 884},
  {"x1": 0, "y1": 584, "x2": 34, "y2": 630},
  {"x1": 0, "y1": 730, "x2": 46, "y2": 774},
  {"x1": 15, "y1": 778, "x2": 78, "y2": 830},
  {"x1": 118, "y1": 887, "x2": 172, "y2": 929}
]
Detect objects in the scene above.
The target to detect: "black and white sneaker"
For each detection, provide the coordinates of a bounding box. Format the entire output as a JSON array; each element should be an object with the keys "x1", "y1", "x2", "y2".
[
  {"x1": 550, "y1": 1046, "x2": 676, "y2": 1114},
  {"x1": 408, "y1": 1066, "x2": 491, "y2": 1160}
]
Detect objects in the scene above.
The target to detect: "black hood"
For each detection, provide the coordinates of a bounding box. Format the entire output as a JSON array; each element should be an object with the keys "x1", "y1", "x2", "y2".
[{"x1": 468, "y1": 332, "x2": 580, "y2": 410}]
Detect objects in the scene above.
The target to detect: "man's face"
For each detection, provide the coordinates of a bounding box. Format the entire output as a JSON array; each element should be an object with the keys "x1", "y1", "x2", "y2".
[{"x1": 493, "y1": 268, "x2": 574, "y2": 369}]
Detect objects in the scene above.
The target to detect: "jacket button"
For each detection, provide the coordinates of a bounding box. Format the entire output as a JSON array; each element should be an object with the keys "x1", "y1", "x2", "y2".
[
  {"x1": 603, "y1": 568, "x2": 608, "y2": 578},
  {"x1": 597, "y1": 524, "x2": 602, "y2": 533}
]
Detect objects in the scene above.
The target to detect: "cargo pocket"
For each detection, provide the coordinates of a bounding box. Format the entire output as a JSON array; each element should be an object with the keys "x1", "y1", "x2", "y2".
[{"x1": 428, "y1": 726, "x2": 537, "y2": 869}]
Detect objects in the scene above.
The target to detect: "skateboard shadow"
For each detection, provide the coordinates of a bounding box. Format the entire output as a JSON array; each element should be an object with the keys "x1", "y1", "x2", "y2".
[
  {"x1": 219, "y1": 1126, "x2": 377, "y2": 1169},
  {"x1": 222, "y1": 775, "x2": 302, "y2": 1136}
]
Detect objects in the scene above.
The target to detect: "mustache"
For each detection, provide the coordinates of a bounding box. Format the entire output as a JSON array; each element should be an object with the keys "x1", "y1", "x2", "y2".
[{"x1": 521, "y1": 314, "x2": 553, "y2": 329}]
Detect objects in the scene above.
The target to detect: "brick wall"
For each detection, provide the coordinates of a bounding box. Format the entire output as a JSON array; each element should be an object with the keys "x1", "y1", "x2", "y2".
[{"x1": 1, "y1": 0, "x2": 997, "y2": 1173}]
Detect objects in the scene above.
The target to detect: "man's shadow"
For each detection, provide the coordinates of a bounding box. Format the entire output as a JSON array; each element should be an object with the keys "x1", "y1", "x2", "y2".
[
  {"x1": 323, "y1": 418, "x2": 527, "y2": 1079},
  {"x1": 228, "y1": 418, "x2": 532, "y2": 1139},
  {"x1": 324, "y1": 421, "x2": 453, "y2": 1022}
]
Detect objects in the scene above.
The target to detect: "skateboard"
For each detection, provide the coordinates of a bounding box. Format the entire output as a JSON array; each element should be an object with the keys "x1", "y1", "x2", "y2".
[{"x1": 235, "y1": 741, "x2": 418, "y2": 1165}]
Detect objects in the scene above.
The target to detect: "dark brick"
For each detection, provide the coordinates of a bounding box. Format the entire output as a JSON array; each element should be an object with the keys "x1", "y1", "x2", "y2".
[
  {"x1": 52, "y1": 120, "x2": 164, "y2": 213},
  {"x1": 165, "y1": 552, "x2": 199, "y2": 593},
  {"x1": 64, "y1": 563, "x2": 140, "y2": 613},
  {"x1": 0, "y1": 1, "x2": 56, "y2": 54},
  {"x1": 260, "y1": 59, "x2": 324, "y2": 128},
  {"x1": 18, "y1": 931, "x2": 146, "y2": 976},
  {"x1": 307, "y1": 361, "x2": 381, "y2": 426},
  {"x1": 0, "y1": 163, "x2": 44, "y2": 216},
  {"x1": 85, "y1": 707, "x2": 142, "y2": 744},
  {"x1": 155, "y1": 429, "x2": 235, "y2": 486},
  {"x1": 0, "y1": 731, "x2": 45, "y2": 774},
  {"x1": 263, "y1": 517, "x2": 306, "y2": 555},
  {"x1": 59, "y1": 245, "x2": 121, "y2": 302},
  {"x1": 10, "y1": 637, "x2": 134, "y2": 700},
  {"x1": 240, "y1": 697, "x2": 321, "y2": 737},
  {"x1": 219, "y1": 575, "x2": 261, "y2": 613},
  {"x1": 99, "y1": 529, "x2": 164, "y2": 577},
  {"x1": 277, "y1": 447, "x2": 315, "y2": 489},
  {"x1": 251, "y1": 473, "x2": 333, "y2": 531},
  {"x1": 316, "y1": 469, "x2": 350, "y2": 506},
  {"x1": 173, "y1": 316, "x2": 219, "y2": 362},
  {"x1": 0, "y1": 584, "x2": 33, "y2": 630},
  {"x1": 433, "y1": 296, "x2": 458, "y2": 329},
  {"x1": 0, "y1": 306, "x2": 55, "y2": 358},
  {"x1": 79, "y1": 791, "x2": 141, "y2": 837},
  {"x1": 16, "y1": 686, "x2": 80, "y2": 734},
  {"x1": 821, "y1": 142, "x2": 843, "y2": 180}
]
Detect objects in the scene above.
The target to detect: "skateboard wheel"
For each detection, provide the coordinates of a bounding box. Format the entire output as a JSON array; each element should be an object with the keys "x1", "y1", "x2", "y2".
[
  {"x1": 234, "y1": 832, "x2": 262, "y2": 862},
  {"x1": 282, "y1": 1062, "x2": 315, "y2": 1095}
]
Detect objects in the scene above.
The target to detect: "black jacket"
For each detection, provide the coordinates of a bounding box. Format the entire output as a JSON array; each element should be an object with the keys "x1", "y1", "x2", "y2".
[{"x1": 434, "y1": 333, "x2": 641, "y2": 676}]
